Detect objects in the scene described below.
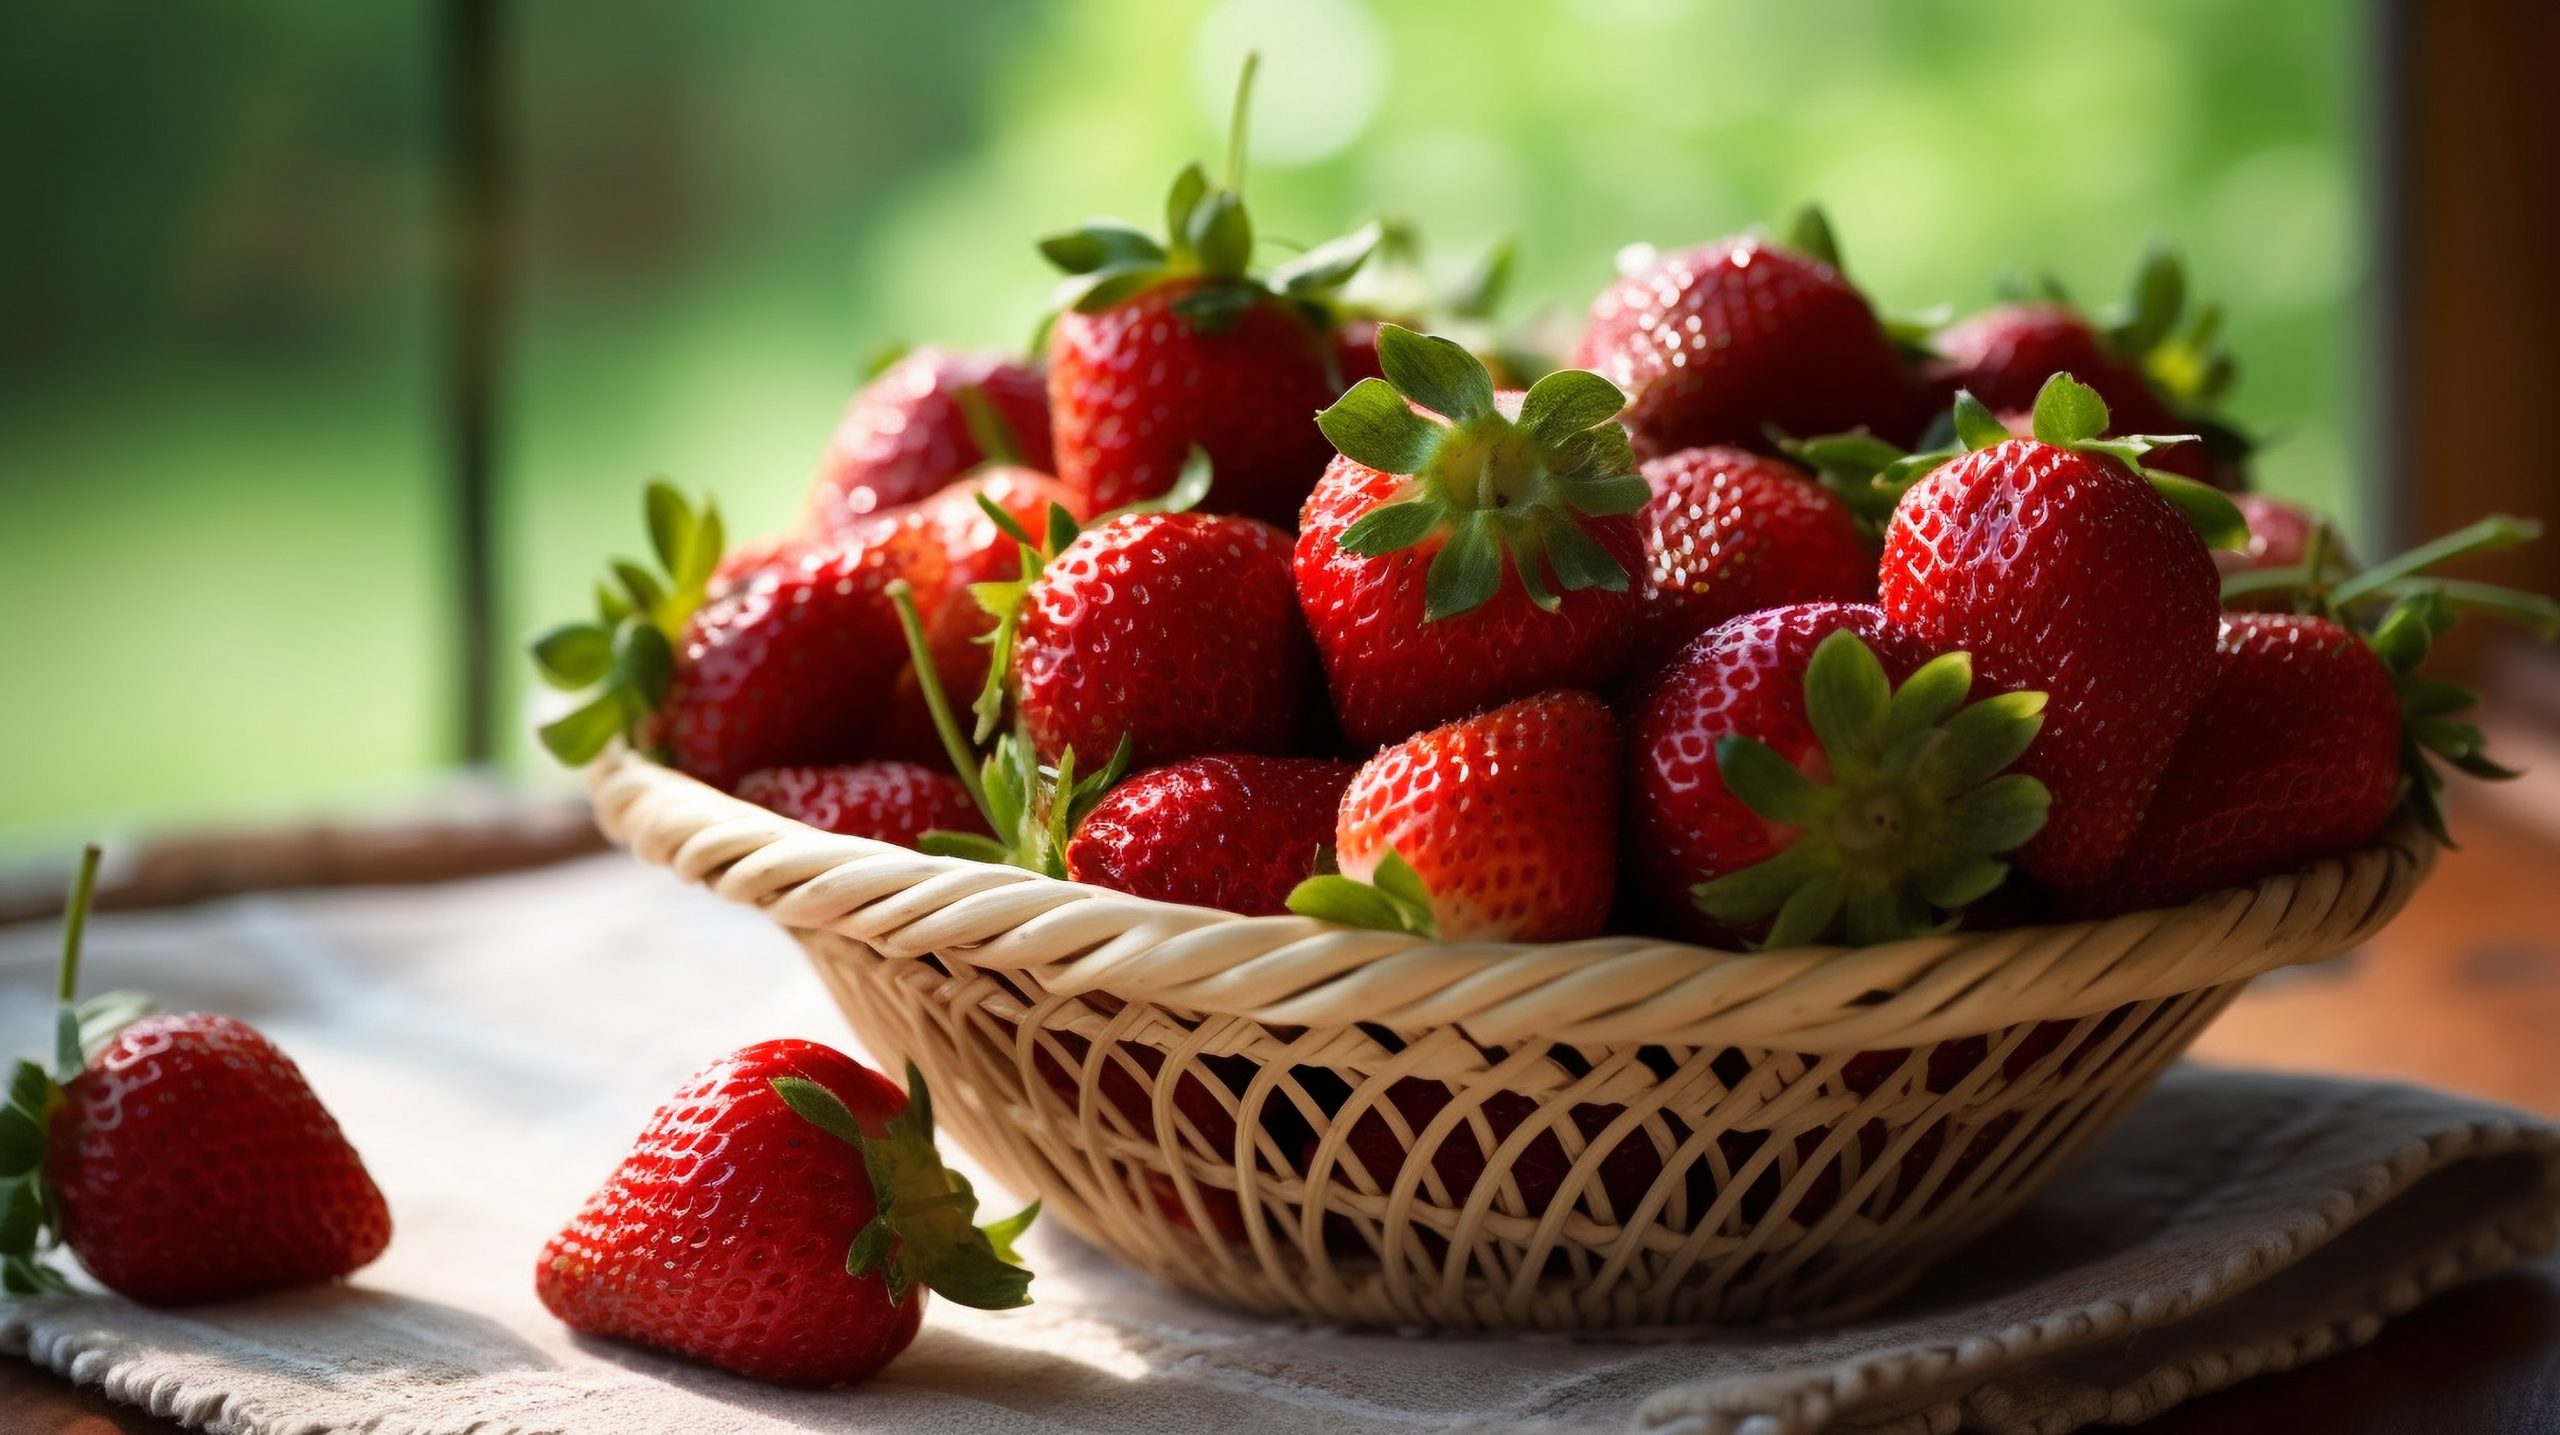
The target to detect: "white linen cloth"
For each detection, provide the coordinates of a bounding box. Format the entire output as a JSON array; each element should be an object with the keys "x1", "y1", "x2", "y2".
[{"x1": 2, "y1": 855, "x2": 2553, "y2": 1435}]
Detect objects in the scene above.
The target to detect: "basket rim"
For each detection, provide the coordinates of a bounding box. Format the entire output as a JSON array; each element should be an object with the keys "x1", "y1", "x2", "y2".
[{"x1": 588, "y1": 746, "x2": 2435, "y2": 1051}]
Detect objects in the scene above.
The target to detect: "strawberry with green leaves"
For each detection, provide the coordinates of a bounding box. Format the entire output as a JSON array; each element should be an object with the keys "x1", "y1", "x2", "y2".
[
  {"x1": 1291, "y1": 690, "x2": 1621, "y2": 942},
  {"x1": 533, "y1": 485, "x2": 927, "y2": 791},
  {"x1": 805, "y1": 347, "x2": 1053, "y2": 538},
  {"x1": 2108, "y1": 519, "x2": 2559, "y2": 911},
  {"x1": 1573, "y1": 209, "x2": 1928, "y2": 460},
  {"x1": 1880, "y1": 375, "x2": 2238, "y2": 891},
  {"x1": 1625, "y1": 607, "x2": 2051, "y2": 946},
  {"x1": 1296, "y1": 325, "x2": 1649, "y2": 747},
  {"x1": 537, "y1": 1045, "x2": 1034, "y2": 1387},
  {"x1": 1041, "y1": 57, "x2": 1379, "y2": 525},
  {"x1": 1925, "y1": 245, "x2": 2253, "y2": 491},
  {"x1": 5, "y1": 847, "x2": 392, "y2": 1303}
]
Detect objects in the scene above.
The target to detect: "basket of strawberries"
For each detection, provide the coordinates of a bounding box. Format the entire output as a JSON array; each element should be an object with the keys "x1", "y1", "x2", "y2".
[{"x1": 546, "y1": 68, "x2": 2547, "y2": 1331}]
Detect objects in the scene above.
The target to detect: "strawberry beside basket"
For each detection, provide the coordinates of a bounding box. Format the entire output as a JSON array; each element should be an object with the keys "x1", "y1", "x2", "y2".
[{"x1": 590, "y1": 746, "x2": 2432, "y2": 1330}]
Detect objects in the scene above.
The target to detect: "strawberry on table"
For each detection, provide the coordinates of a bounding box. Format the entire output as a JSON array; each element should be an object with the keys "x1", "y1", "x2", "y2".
[
  {"x1": 1924, "y1": 246, "x2": 2253, "y2": 491},
  {"x1": 538, "y1": 1044, "x2": 1034, "y2": 1387},
  {"x1": 1065, "y1": 754, "x2": 1355, "y2": 915},
  {"x1": 1625, "y1": 606, "x2": 2052, "y2": 946},
  {"x1": 806, "y1": 347, "x2": 1053, "y2": 538},
  {"x1": 1630, "y1": 444, "x2": 1876, "y2": 666},
  {"x1": 1040, "y1": 57, "x2": 1379, "y2": 525},
  {"x1": 1880, "y1": 375, "x2": 2238, "y2": 891},
  {"x1": 1573, "y1": 208, "x2": 1928, "y2": 459},
  {"x1": 1291, "y1": 690, "x2": 1622, "y2": 942},
  {"x1": 1296, "y1": 325, "x2": 1650, "y2": 747},
  {"x1": 3, "y1": 847, "x2": 391, "y2": 1304},
  {"x1": 532, "y1": 485, "x2": 930, "y2": 791},
  {"x1": 736, "y1": 762, "x2": 992, "y2": 850}
]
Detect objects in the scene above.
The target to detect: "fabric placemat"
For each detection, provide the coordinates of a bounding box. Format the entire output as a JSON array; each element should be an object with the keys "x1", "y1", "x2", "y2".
[{"x1": 2, "y1": 856, "x2": 2554, "y2": 1435}]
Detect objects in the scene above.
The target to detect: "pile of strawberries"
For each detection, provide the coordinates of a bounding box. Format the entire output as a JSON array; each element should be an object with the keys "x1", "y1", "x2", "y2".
[{"x1": 538, "y1": 66, "x2": 2553, "y2": 953}]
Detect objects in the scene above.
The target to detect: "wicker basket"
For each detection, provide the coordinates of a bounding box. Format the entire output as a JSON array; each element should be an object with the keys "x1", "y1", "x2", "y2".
[{"x1": 589, "y1": 747, "x2": 2434, "y2": 1331}]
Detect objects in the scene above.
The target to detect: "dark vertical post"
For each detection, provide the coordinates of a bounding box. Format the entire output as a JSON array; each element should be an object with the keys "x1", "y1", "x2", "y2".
[
  {"x1": 2362, "y1": 0, "x2": 2411, "y2": 558},
  {"x1": 437, "y1": 0, "x2": 509, "y2": 766}
]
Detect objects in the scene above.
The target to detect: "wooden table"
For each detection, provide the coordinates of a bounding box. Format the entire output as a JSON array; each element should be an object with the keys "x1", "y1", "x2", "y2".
[{"x1": 6, "y1": 801, "x2": 2558, "y2": 1433}]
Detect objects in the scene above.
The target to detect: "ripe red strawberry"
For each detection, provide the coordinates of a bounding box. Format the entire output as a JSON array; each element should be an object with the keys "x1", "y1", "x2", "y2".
[
  {"x1": 1293, "y1": 690, "x2": 1621, "y2": 942},
  {"x1": 1625, "y1": 606, "x2": 2052, "y2": 946},
  {"x1": 1879, "y1": 377, "x2": 2233, "y2": 890},
  {"x1": 1011, "y1": 510, "x2": 1311, "y2": 767},
  {"x1": 1065, "y1": 755, "x2": 1354, "y2": 915},
  {"x1": 1630, "y1": 445, "x2": 1875, "y2": 665},
  {"x1": 538, "y1": 1043, "x2": 1033, "y2": 1387},
  {"x1": 1572, "y1": 212, "x2": 1926, "y2": 459},
  {"x1": 736, "y1": 763, "x2": 992, "y2": 849},
  {"x1": 1296, "y1": 326, "x2": 1649, "y2": 747},
  {"x1": 1924, "y1": 248, "x2": 2253, "y2": 491},
  {"x1": 2100, "y1": 614, "x2": 2401, "y2": 912},
  {"x1": 533, "y1": 486, "x2": 935, "y2": 791},
  {"x1": 2213, "y1": 493, "x2": 2356, "y2": 613},
  {"x1": 1039, "y1": 60, "x2": 1378, "y2": 524},
  {"x1": 5, "y1": 847, "x2": 390, "y2": 1303},
  {"x1": 805, "y1": 347, "x2": 1051, "y2": 538}
]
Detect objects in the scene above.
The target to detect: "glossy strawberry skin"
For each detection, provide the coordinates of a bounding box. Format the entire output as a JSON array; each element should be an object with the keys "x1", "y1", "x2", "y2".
[
  {"x1": 736, "y1": 763, "x2": 991, "y2": 849},
  {"x1": 1573, "y1": 237, "x2": 1925, "y2": 459},
  {"x1": 1065, "y1": 755, "x2": 1355, "y2": 915},
  {"x1": 46, "y1": 1015, "x2": 390, "y2": 1305},
  {"x1": 1881, "y1": 439, "x2": 2221, "y2": 889},
  {"x1": 867, "y1": 468, "x2": 1086, "y2": 764},
  {"x1": 1631, "y1": 446, "x2": 1876, "y2": 667},
  {"x1": 1336, "y1": 690, "x2": 1621, "y2": 941},
  {"x1": 1048, "y1": 280, "x2": 1340, "y2": 526},
  {"x1": 806, "y1": 348, "x2": 1052, "y2": 538},
  {"x1": 537, "y1": 1040, "x2": 919, "y2": 1387},
  {"x1": 2102, "y1": 614, "x2": 2400, "y2": 912},
  {"x1": 1296, "y1": 455, "x2": 1644, "y2": 748},
  {"x1": 1625, "y1": 604, "x2": 1933, "y2": 943},
  {"x1": 661, "y1": 537, "x2": 934, "y2": 792},
  {"x1": 1014, "y1": 511, "x2": 1311, "y2": 767}
]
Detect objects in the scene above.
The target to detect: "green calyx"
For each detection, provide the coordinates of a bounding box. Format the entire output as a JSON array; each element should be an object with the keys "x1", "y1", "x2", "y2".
[
  {"x1": 1319, "y1": 323, "x2": 1647, "y2": 621},
  {"x1": 2224, "y1": 515, "x2": 2559, "y2": 847},
  {"x1": 530, "y1": 482, "x2": 721, "y2": 766},
  {"x1": 1284, "y1": 849, "x2": 1438, "y2": 938},
  {"x1": 770, "y1": 1063, "x2": 1036, "y2": 1311},
  {"x1": 4, "y1": 845, "x2": 153, "y2": 1295},
  {"x1": 1333, "y1": 220, "x2": 1549, "y2": 387},
  {"x1": 1036, "y1": 54, "x2": 1380, "y2": 335},
  {"x1": 1692, "y1": 631, "x2": 2052, "y2": 948}
]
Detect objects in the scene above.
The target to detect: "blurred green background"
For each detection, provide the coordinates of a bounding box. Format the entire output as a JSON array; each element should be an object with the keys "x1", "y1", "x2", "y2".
[{"x1": 0, "y1": 0, "x2": 2366, "y2": 844}]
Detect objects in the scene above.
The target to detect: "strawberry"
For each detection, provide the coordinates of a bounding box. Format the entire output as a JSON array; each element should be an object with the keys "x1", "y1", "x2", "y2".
[
  {"x1": 1065, "y1": 755, "x2": 1354, "y2": 915},
  {"x1": 993, "y1": 504, "x2": 1309, "y2": 768},
  {"x1": 1296, "y1": 325, "x2": 1650, "y2": 747},
  {"x1": 532, "y1": 486, "x2": 931, "y2": 791},
  {"x1": 1924, "y1": 247, "x2": 2253, "y2": 491},
  {"x1": 736, "y1": 763, "x2": 992, "y2": 849},
  {"x1": 1879, "y1": 377, "x2": 2238, "y2": 890},
  {"x1": 538, "y1": 1043, "x2": 1033, "y2": 1387},
  {"x1": 1039, "y1": 59, "x2": 1379, "y2": 524},
  {"x1": 1625, "y1": 606, "x2": 2053, "y2": 946},
  {"x1": 1291, "y1": 690, "x2": 1621, "y2": 942},
  {"x1": 869, "y1": 468, "x2": 1087, "y2": 763},
  {"x1": 2100, "y1": 614, "x2": 2402, "y2": 912},
  {"x1": 4, "y1": 847, "x2": 390, "y2": 1303},
  {"x1": 804, "y1": 347, "x2": 1052, "y2": 538},
  {"x1": 1572, "y1": 210, "x2": 1926, "y2": 460},
  {"x1": 2212, "y1": 493, "x2": 2355, "y2": 612},
  {"x1": 1026, "y1": 1034, "x2": 1270, "y2": 1245},
  {"x1": 1630, "y1": 445, "x2": 1875, "y2": 665}
]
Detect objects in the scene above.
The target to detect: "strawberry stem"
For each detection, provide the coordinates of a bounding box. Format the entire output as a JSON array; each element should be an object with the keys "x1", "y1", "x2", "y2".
[
  {"x1": 56, "y1": 845, "x2": 99, "y2": 1005},
  {"x1": 885, "y1": 579, "x2": 996, "y2": 828},
  {"x1": 1224, "y1": 52, "x2": 1258, "y2": 194},
  {"x1": 2330, "y1": 514, "x2": 2543, "y2": 609}
]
